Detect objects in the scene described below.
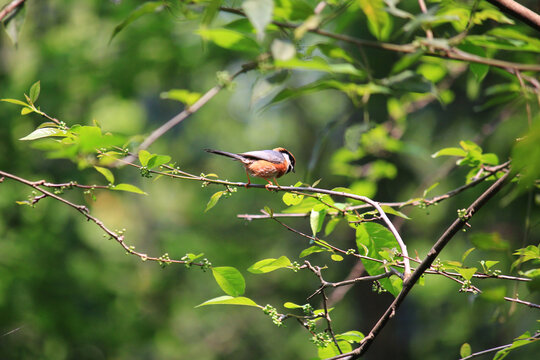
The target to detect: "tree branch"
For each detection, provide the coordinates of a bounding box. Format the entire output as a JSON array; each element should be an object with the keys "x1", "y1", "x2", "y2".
[
  {"x1": 0, "y1": 0, "x2": 25, "y2": 22},
  {"x1": 219, "y1": 6, "x2": 540, "y2": 72},
  {"x1": 486, "y1": 0, "x2": 540, "y2": 32},
  {"x1": 0, "y1": 170, "x2": 208, "y2": 268},
  {"x1": 121, "y1": 62, "x2": 257, "y2": 164},
  {"x1": 325, "y1": 169, "x2": 513, "y2": 359}
]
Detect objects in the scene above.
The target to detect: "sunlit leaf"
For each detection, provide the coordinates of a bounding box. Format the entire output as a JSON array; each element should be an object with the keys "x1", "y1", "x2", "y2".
[
  {"x1": 460, "y1": 343, "x2": 472, "y2": 358},
  {"x1": 112, "y1": 183, "x2": 147, "y2": 195},
  {"x1": 248, "y1": 256, "x2": 292, "y2": 274},
  {"x1": 94, "y1": 166, "x2": 115, "y2": 184},
  {"x1": 29, "y1": 81, "x2": 40, "y2": 104},
  {"x1": 282, "y1": 192, "x2": 303, "y2": 206},
  {"x1": 358, "y1": 0, "x2": 392, "y2": 40},
  {"x1": 160, "y1": 89, "x2": 201, "y2": 106},
  {"x1": 197, "y1": 28, "x2": 260, "y2": 54},
  {"x1": 19, "y1": 128, "x2": 67, "y2": 141},
  {"x1": 138, "y1": 150, "x2": 151, "y2": 167},
  {"x1": 196, "y1": 295, "x2": 260, "y2": 308},
  {"x1": 310, "y1": 209, "x2": 326, "y2": 236},
  {"x1": 205, "y1": 191, "x2": 224, "y2": 212},
  {"x1": 212, "y1": 266, "x2": 245, "y2": 297}
]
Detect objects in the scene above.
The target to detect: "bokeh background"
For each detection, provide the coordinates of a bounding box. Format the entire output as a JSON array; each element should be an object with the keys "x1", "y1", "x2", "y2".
[{"x1": 0, "y1": 1, "x2": 539, "y2": 359}]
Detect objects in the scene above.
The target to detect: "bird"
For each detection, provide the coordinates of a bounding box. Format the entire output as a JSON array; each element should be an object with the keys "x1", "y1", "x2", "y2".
[{"x1": 205, "y1": 147, "x2": 295, "y2": 190}]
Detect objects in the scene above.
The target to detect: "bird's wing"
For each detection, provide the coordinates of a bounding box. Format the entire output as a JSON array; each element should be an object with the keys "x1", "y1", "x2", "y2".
[{"x1": 239, "y1": 150, "x2": 284, "y2": 163}]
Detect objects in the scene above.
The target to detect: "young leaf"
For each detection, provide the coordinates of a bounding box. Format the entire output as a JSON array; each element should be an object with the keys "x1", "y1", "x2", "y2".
[
  {"x1": 282, "y1": 192, "x2": 303, "y2": 206},
  {"x1": 283, "y1": 302, "x2": 304, "y2": 309},
  {"x1": 29, "y1": 81, "x2": 40, "y2": 104},
  {"x1": 456, "y1": 267, "x2": 477, "y2": 281},
  {"x1": 20, "y1": 107, "x2": 34, "y2": 115},
  {"x1": 461, "y1": 247, "x2": 475, "y2": 263},
  {"x1": 211, "y1": 267, "x2": 246, "y2": 297},
  {"x1": 109, "y1": 2, "x2": 165, "y2": 43},
  {"x1": 205, "y1": 191, "x2": 224, "y2": 212},
  {"x1": 197, "y1": 28, "x2": 260, "y2": 54},
  {"x1": 247, "y1": 256, "x2": 292, "y2": 274},
  {"x1": 358, "y1": 0, "x2": 393, "y2": 41},
  {"x1": 325, "y1": 217, "x2": 341, "y2": 236},
  {"x1": 196, "y1": 295, "x2": 260, "y2": 308},
  {"x1": 431, "y1": 147, "x2": 467, "y2": 158},
  {"x1": 160, "y1": 89, "x2": 201, "y2": 106},
  {"x1": 299, "y1": 245, "x2": 326, "y2": 258},
  {"x1": 460, "y1": 343, "x2": 472, "y2": 358},
  {"x1": 356, "y1": 222, "x2": 402, "y2": 296},
  {"x1": 336, "y1": 331, "x2": 365, "y2": 343},
  {"x1": 423, "y1": 182, "x2": 439, "y2": 198},
  {"x1": 310, "y1": 209, "x2": 326, "y2": 236},
  {"x1": 19, "y1": 128, "x2": 67, "y2": 141},
  {"x1": 1, "y1": 98, "x2": 29, "y2": 106},
  {"x1": 94, "y1": 166, "x2": 115, "y2": 184},
  {"x1": 138, "y1": 150, "x2": 152, "y2": 167},
  {"x1": 112, "y1": 183, "x2": 147, "y2": 195},
  {"x1": 147, "y1": 154, "x2": 171, "y2": 169},
  {"x1": 331, "y1": 254, "x2": 343, "y2": 262}
]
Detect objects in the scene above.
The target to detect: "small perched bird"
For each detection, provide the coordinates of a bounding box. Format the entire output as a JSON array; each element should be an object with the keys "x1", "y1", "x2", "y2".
[{"x1": 205, "y1": 147, "x2": 295, "y2": 189}]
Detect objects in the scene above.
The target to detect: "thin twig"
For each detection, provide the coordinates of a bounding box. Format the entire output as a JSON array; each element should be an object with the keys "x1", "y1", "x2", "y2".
[
  {"x1": 504, "y1": 297, "x2": 540, "y2": 309},
  {"x1": 121, "y1": 62, "x2": 257, "y2": 164},
  {"x1": 0, "y1": 170, "x2": 206, "y2": 268},
  {"x1": 325, "y1": 169, "x2": 513, "y2": 360},
  {"x1": 219, "y1": 7, "x2": 540, "y2": 71},
  {"x1": 459, "y1": 332, "x2": 540, "y2": 360}
]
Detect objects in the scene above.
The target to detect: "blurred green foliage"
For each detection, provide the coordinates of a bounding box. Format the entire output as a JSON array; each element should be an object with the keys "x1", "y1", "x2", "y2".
[{"x1": 1, "y1": 0, "x2": 539, "y2": 359}]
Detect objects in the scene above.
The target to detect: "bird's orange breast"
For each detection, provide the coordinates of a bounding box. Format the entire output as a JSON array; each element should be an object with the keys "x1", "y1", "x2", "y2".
[{"x1": 246, "y1": 160, "x2": 288, "y2": 179}]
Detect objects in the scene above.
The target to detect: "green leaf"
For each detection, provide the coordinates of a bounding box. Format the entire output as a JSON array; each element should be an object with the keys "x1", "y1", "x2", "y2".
[
  {"x1": 423, "y1": 182, "x2": 439, "y2": 198},
  {"x1": 0, "y1": 98, "x2": 29, "y2": 106},
  {"x1": 481, "y1": 153, "x2": 498, "y2": 165},
  {"x1": 299, "y1": 245, "x2": 326, "y2": 258},
  {"x1": 431, "y1": 147, "x2": 467, "y2": 158},
  {"x1": 248, "y1": 256, "x2": 292, "y2": 274},
  {"x1": 512, "y1": 122, "x2": 540, "y2": 190},
  {"x1": 470, "y1": 232, "x2": 509, "y2": 251},
  {"x1": 282, "y1": 192, "x2": 303, "y2": 206},
  {"x1": 205, "y1": 191, "x2": 224, "y2": 212},
  {"x1": 331, "y1": 254, "x2": 343, "y2": 262},
  {"x1": 318, "y1": 340, "x2": 352, "y2": 358},
  {"x1": 109, "y1": 1, "x2": 165, "y2": 43},
  {"x1": 196, "y1": 295, "x2": 260, "y2": 308},
  {"x1": 460, "y1": 343, "x2": 472, "y2": 358},
  {"x1": 94, "y1": 166, "x2": 115, "y2": 184},
  {"x1": 380, "y1": 205, "x2": 411, "y2": 220},
  {"x1": 336, "y1": 330, "x2": 365, "y2": 343},
  {"x1": 20, "y1": 107, "x2": 34, "y2": 115},
  {"x1": 147, "y1": 154, "x2": 171, "y2": 169},
  {"x1": 461, "y1": 247, "x2": 475, "y2": 263},
  {"x1": 456, "y1": 267, "x2": 477, "y2": 281},
  {"x1": 325, "y1": 217, "x2": 341, "y2": 236},
  {"x1": 356, "y1": 222, "x2": 402, "y2": 296},
  {"x1": 391, "y1": 51, "x2": 425, "y2": 74},
  {"x1": 212, "y1": 266, "x2": 245, "y2": 297},
  {"x1": 201, "y1": 0, "x2": 221, "y2": 26},
  {"x1": 275, "y1": 57, "x2": 363, "y2": 76},
  {"x1": 283, "y1": 302, "x2": 303, "y2": 309},
  {"x1": 138, "y1": 150, "x2": 151, "y2": 167},
  {"x1": 358, "y1": 0, "x2": 392, "y2": 40},
  {"x1": 28, "y1": 80, "x2": 41, "y2": 104},
  {"x1": 197, "y1": 28, "x2": 260, "y2": 54},
  {"x1": 19, "y1": 127, "x2": 67, "y2": 141},
  {"x1": 112, "y1": 183, "x2": 147, "y2": 195},
  {"x1": 493, "y1": 331, "x2": 535, "y2": 360},
  {"x1": 459, "y1": 44, "x2": 489, "y2": 82},
  {"x1": 160, "y1": 89, "x2": 201, "y2": 106},
  {"x1": 310, "y1": 209, "x2": 326, "y2": 236},
  {"x1": 242, "y1": 0, "x2": 273, "y2": 42}
]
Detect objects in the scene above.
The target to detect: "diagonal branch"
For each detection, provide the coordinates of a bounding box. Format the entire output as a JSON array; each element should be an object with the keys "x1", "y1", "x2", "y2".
[
  {"x1": 121, "y1": 62, "x2": 257, "y2": 164},
  {"x1": 325, "y1": 169, "x2": 513, "y2": 360},
  {"x1": 486, "y1": 0, "x2": 540, "y2": 32}
]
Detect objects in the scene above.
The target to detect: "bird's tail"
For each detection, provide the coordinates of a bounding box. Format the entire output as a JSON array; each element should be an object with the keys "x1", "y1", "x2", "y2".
[{"x1": 204, "y1": 149, "x2": 245, "y2": 162}]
